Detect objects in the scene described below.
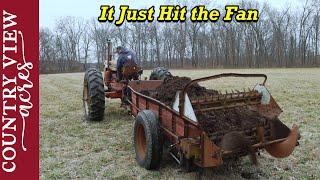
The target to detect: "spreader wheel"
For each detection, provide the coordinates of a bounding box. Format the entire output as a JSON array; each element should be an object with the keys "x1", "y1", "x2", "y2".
[
  {"x1": 134, "y1": 110, "x2": 163, "y2": 170},
  {"x1": 83, "y1": 68, "x2": 105, "y2": 121}
]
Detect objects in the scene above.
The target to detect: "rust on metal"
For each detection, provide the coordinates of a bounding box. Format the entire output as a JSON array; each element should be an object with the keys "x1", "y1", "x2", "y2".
[
  {"x1": 116, "y1": 73, "x2": 299, "y2": 168},
  {"x1": 253, "y1": 96, "x2": 283, "y2": 119},
  {"x1": 201, "y1": 133, "x2": 223, "y2": 167},
  {"x1": 256, "y1": 126, "x2": 265, "y2": 143},
  {"x1": 265, "y1": 124, "x2": 299, "y2": 158},
  {"x1": 105, "y1": 91, "x2": 122, "y2": 99},
  {"x1": 180, "y1": 138, "x2": 201, "y2": 159},
  {"x1": 128, "y1": 86, "x2": 199, "y2": 127},
  {"x1": 179, "y1": 73, "x2": 267, "y2": 116},
  {"x1": 128, "y1": 80, "x2": 163, "y2": 92}
]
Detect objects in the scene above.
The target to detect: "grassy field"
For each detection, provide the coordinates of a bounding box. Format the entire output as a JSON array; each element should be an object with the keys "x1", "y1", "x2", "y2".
[{"x1": 40, "y1": 68, "x2": 320, "y2": 179}]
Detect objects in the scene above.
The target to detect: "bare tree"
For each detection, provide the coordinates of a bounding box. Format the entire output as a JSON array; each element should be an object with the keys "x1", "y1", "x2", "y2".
[{"x1": 40, "y1": 0, "x2": 320, "y2": 73}]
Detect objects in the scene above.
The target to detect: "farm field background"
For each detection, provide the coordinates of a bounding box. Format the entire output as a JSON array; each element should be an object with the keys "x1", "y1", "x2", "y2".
[{"x1": 40, "y1": 68, "x2": 320, "y2": 179}]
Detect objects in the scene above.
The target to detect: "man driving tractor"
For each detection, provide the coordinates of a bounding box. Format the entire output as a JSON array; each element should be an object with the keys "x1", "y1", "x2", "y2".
[
  {"x1": 115, "y1": 46, "x2": 140, "y2": 81},
  {"x1": 104, "y1": 43, "x2": 142, "y2": 86}
]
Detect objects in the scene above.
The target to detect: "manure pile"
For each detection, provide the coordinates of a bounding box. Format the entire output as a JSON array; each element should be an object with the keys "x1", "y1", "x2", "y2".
[
  {"x1": 152, "y1": 76, "x2": 218, "y2": 106},
  {"x1": 147, "y1": 76, "x2": 268, "y2": 134}
]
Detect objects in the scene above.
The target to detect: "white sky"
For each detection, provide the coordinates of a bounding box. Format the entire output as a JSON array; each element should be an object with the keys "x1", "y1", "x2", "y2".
[{"x1": 40, "y1": 0, "x2": 304, "y2": 29}]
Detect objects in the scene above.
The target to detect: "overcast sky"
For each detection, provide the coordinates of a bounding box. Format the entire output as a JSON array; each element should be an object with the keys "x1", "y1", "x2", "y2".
[{"x1": 40, "y1": 0, "x2": 304, "y2": 29}]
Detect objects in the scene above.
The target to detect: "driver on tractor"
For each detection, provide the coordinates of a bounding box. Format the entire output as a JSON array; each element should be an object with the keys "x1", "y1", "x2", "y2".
[{"x1": 115, "y1": 46, "x2": 141, "y2": 81}]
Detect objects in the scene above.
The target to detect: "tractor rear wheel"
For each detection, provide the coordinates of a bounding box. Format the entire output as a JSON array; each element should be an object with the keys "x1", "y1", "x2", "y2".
[
  {"x1": 83, "y1": 68, "x2": 105, "y2": 121},
  {"x1": 149, "y1": 67, "x2": 172, "y2": 80},
  {"x1": 134, "y1": 110, "x2": 163, "y2": 170}
]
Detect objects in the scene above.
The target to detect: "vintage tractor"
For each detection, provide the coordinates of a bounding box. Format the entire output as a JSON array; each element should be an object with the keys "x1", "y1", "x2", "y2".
[{"x1": 82, "y1": 41, "x2": 299, "y2": 170}]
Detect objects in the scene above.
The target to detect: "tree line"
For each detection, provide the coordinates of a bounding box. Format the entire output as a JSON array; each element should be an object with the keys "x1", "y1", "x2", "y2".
[{"x1": 40, "y1": 0, "x2": 320, "y2": 73}]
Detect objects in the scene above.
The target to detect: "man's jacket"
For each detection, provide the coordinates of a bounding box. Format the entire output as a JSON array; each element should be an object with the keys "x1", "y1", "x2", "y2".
[{"x1": 116, "y1": 48, "x2": 138, "y2": 71}]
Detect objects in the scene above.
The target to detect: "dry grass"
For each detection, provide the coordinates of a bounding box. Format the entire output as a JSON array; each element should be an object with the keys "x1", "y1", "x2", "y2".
[{"x1": 40, "y1": 68, "x2": 320, "y2": 179}]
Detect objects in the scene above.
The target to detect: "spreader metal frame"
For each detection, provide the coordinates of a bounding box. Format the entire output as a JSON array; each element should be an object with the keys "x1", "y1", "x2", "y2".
[{"x1": 120, "y1": 74, "x2": 299, "y2": 168}]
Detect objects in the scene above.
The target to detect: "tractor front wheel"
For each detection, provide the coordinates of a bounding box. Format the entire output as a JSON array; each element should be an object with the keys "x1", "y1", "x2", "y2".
[
  {"x1": 134, "y1": 110, "x2": 163, "y2": 170},
  {"x1": 83, "y1": 68, "x2": 105, "y2": 121}
]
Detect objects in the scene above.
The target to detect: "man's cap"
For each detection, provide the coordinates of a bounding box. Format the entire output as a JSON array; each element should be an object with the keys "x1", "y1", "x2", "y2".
[{"x1": 116, "y1": 46, "x2": 124, "y2": 52}]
